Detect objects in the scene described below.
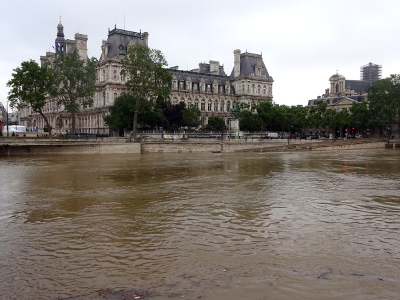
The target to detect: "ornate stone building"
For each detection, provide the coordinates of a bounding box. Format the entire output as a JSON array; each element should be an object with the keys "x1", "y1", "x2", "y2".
[
  {"x1": 169, "y1": 50, "x2": 273, "y2": 125},
  {"x1": 18, "y1": 22, "x2": 273, "y2": 135},
  {"x1": 306, "y1": 66, "x2": 379, "y2": 110}
]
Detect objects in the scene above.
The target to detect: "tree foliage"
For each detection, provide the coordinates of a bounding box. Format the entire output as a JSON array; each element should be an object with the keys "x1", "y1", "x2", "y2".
[
  {"x1": 7, "y1": 60, "x2": 55, "y2": 137},
  {"x1": 368, "y1": 74, "x2": 400, "y2": 132},
  {"x1": 50, "y1": 53, "x2": 97, "y2": 134},
  {"x1": 204, "y1": 116, "x2": 226, "y2": 131},
  {"x1": 121, "y1": 43, "x2": 172, "y2": 138},
  {"x1": 255, "y1": 100, "x2": 274, "y2": 131}
]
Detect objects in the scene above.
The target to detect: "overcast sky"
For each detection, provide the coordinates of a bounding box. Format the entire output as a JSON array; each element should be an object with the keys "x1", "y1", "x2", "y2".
[{"x1": 1, "y1": 0, "x2": 400, "y2": 111}]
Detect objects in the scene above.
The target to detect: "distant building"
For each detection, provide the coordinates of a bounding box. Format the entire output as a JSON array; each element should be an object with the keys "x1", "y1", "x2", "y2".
[
  {"x1": 360, "y1": 62, "x2": 381, "y2": 82},
  {"x1": 18, "y1": 22, "x2": 274, "y2": 135},
  {"x1": 307, "y1": 62, "x2": 381, "y2": 110}
]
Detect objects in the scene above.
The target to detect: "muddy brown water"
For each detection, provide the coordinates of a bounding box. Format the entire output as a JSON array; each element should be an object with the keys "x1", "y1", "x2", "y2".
[{"x1": 0, "y1": 150, "x2": 399, "y2": 300}]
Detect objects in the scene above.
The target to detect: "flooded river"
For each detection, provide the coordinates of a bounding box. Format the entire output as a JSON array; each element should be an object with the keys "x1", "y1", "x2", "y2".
[{"x1": 0, "y1": 150, "x2": 399, "y2": 300}]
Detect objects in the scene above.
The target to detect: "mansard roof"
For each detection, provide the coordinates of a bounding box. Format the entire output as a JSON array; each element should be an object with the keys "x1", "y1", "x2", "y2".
[
  {"x1": 230, "y1": 52, "x2": 270, "y2": 78},
  {"x1": 307, "y1": 95, "x2": 367, "y2": 106},
  {"x1": 198, "y1": 63, "x2": 227, "y2": 76},
  {"x1": 345, "y1": 80, "x2": 373, "y2": 94},
  {"x1": 105, "y1": 26, "x2": 146, "y2": 59},
  {"x1": 169, "y1": 68, "x2": 230, "y2": 85}
]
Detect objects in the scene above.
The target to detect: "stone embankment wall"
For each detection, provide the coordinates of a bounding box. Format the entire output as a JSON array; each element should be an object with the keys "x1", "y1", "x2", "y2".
[
  {"x1": 1, "y1": 138, "x2": 140, "y2": 156},
  {"x1": 141, "y1": 139, "x2": 387, "y2": 154},
  {"x1": 0, "y1": 137, "x2": 391, "y2": 156}
]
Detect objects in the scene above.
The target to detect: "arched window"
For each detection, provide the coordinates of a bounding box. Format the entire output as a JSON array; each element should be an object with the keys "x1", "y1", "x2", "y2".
[
  {"x1": 263, "y1": 86, "x2": 267, "y2": 95},
  {"x1": 214, "y1": 101, "x2": 218, "y2": 111},
  {"x1": 201, "y1": 99, "x2": 205, "y2": 111},
  {"x1": 227, "y1": 101, "x2": 231, "y2": 112},
  {"x1": 173, "y1": 97, "x2": 178, "y2": 104},
  {"x1": 208, "y1": 100, "x2": 212, "y2": 111},
  {"x1": 195, "y1": 99, "x2": 199, "y2": 108},
  {"x1": 257, "y1": 85, "x2": 261, "y2": 94},
  {"x1": 188, "y1": 98, "x2": 192, "y2": 108},
  {"x1": 252, "y1": 84, "x2": 255, "y2": 94},
  {"x1": 220, "y1": 100, "x2": 224, "y2": 112},
  {"x1": 336, "y1": 84, "x2": 339, "y2": 93}
]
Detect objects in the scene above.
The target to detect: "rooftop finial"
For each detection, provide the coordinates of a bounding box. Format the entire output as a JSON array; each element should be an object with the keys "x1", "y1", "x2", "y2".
[{"x1": 115, "y1": 24, "x2": 117, "y2": 29}]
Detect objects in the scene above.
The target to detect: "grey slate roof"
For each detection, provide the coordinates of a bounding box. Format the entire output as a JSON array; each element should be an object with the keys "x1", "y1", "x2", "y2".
[
  {"x1": 106, "y1": 27, "x2": 145, "y2": 59},
  {"x1": 345, "y1": 80, "x2": 373, "y2": 94},
  {"x1": 170, "y1": 69, "x2": 230, "y2": 85},
  {"x1": 307, "y1": 95, "x2": 367, "y2": 106},
  {"x1": 198, "y1": 63, "x2": 227, "y2": 76},
  {"x1": 230, "y1": 52, "x2": 269, "y2": 78},
  {"x1": 169, "y1": 68, "x2": 232, "y2": 94}
]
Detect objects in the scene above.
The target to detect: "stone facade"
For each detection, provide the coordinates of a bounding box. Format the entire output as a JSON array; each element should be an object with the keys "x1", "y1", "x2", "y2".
[
  {"x1": 169, "y1": 49, "x2": 273, "y2": 126},
  {"x1": 306, "y1": 68, "x2": 377, "y2": 110},
  {"x1": 18, "y1": 23, "x2": 273, "y2": 135}
]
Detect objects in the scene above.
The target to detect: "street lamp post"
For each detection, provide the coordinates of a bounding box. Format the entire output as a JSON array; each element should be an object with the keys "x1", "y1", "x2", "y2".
[{"x1": 6, "y1": 100, "x2": 9, "y2": 137}]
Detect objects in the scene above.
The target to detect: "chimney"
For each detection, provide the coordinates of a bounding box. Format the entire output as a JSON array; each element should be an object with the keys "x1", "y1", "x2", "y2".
[{"x1": 233, "y1": 49, "x2": 241, "y2": 77}]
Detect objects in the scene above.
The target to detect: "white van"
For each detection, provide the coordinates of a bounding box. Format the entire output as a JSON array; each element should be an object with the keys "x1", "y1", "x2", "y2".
[
  {"x1": 267, "y1": 132, "x2": 279, "y2": 139},
  {"x1": 2, "y1": 125, "x2": 26, "y2": 134}
]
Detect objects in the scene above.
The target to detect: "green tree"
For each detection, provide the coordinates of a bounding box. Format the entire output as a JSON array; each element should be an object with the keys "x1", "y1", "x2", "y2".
[
  {"x1": 7, "y1": 60, "x2": 55, "y2": 137},
  {"x1": 335, "y1": 108, "x2": 350, "y2": 137},
  {"x1": 349, "y1": 101, "x2": 373, "y2": 135},
  {"x1": 105, "y1": 94, "x2": 164, "y2": 133},
  {"x1": 161, "y1": 101, "x2": 184, "y2": 131},
  {"x1": 291, "y1": 105, "x2": 309, "y2": 136},
  {"x1": 182, "y1": 105, "x2": 201, "y2": 128},
  {"x1": 50, "y1": 53, "x2": 97, "y2": 134},
  {"x1": 205, "y1": 116, "x2": 226, "y2": 131},
  {"x1": 308, "y1": 100, "x2": 327, "y2": 136},
  {"x1": 121, "y1": 43, "x2": 172, "y2": 138},
  {"x1": 104, "y1": 94, "x2": 136, "y2": 131},
  {"x1": 237, "y1": 111, "x2": 261, "y2": 131},
  {"x1": 274, "y1": 105, "x2": 289, "y2": 135},
  {"x1": 231, "y1": 102, "x2": 260, "y2": 131},
  {"x1": 323, "y1": 108, "x2": 337, "y2": 136},
  {"x1": 255, "y1": 99, "x2": 274, "y2": 133},
  {"x1": 368, "y1": 75, "x2": 400, "y2": 137}
]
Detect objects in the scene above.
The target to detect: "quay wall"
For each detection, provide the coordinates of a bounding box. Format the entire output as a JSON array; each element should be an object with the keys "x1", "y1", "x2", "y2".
[
  {"x1": 141, "y1": 140, "x2": 387, "y2": 154},
  {"x1": 1, "y1": 141, "x2": 140, "y2": 156},
  {"x1": 0, "y1": 138, "x2": 391, "y2": 156}
]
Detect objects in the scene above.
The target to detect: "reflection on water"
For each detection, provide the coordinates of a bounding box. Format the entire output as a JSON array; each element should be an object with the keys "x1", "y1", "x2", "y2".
[{"x1": 0, "y1": 150, "x2": 400, "y2": 300}]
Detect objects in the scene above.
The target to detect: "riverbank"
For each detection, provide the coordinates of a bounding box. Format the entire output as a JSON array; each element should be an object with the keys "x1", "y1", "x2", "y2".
[{"x1": 0, "y1": 137, "x2": 394, "y2": 156}]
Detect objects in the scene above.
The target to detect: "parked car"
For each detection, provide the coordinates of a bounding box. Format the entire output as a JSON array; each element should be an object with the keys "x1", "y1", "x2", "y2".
[{"x1": 139, "y1": 135, "x2": 152, "y2": 139}]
